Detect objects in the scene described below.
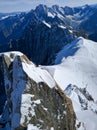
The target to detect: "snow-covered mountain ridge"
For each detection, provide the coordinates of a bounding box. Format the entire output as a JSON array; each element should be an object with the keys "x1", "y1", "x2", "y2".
[
  {"x1": 0, "y1": 51, "x2": 76, "y2": 130},
  {"x1": 54, "y1": 37, "x2": 97, "y2": 100},
  {"x1": 42, "y1": 37, "x2": 97, "y2": 130}
]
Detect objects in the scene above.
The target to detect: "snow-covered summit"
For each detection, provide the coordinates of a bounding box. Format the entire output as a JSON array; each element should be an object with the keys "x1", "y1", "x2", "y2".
[
  {"x1": 55, "y1": 37, "x2": 97, "y2": 64},
  {"x1": 43, "y1": 37, "x2": 97, "y2": 130},
  {"x1": 54, "y1": 37, "x2": 97, "y2": 100}
]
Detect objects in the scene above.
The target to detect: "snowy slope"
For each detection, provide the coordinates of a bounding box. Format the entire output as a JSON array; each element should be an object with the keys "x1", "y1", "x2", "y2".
[
  {"x1": 22, "y1": 58, "x2": 55, "y2": 88},
  {"x1": 0, "y1": 12, "x2": 20, "y2": 20},
  {"x1": 42, "y1": 37, "x2": 97, "y2": 130},
  {"x1": 65, "y1": 84, "x2": 97, "y2": 130},
  {"x1": 54, "y1": 37, "x2": 97, "y2": 100}
]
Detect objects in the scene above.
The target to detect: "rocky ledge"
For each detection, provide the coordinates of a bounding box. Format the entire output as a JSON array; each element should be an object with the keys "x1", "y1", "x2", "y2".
[{"x1": 0, "y1": 52, "x2": 76, "y2": 130}]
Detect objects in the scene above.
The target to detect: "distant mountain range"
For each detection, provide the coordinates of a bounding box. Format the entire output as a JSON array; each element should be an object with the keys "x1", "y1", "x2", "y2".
[{"x1": 0, "y1": 4, "x2": 97, "y2": 65}]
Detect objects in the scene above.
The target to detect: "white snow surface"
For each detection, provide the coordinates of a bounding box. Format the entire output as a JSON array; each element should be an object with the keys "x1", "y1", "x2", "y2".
[
  {"x1": 20, "y1": 94, "x2": 36, "y2": 124},
  {"x1": 48, "y1": 12, "x2": 55, "y2": 18},
  {"x1": 22, "y1": 61, "x2": 55, "y2": 88},
  {"x1": 42, "y1": 20, "x2": 51, "y2": 28},
  {"x1": 27, "y1": 124, "x2": 40, "y2": 130},
  {"x1": 42, "y1": 37, "x2": 97, "y2": 130},
  {"x1": 0, "y1": 15, "x2": 15, "y2": 20},
  {"x1": 53, "y1": 37, "x2": 97, "y2": 100},
  {"x1": 58, "y1": 25, "x2": 66, "y2": 29}
]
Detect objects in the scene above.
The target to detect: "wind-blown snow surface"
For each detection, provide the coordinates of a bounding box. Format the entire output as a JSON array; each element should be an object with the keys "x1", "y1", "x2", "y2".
[
  {"x1": 42, "y1": 37, "x2": 97, "y2": 130},
  {"x1": 55, "y1": 37, "x2": 97, "y2": 100},
  {"x1": 22, "y1": 61, "x2": 55, "y2": 88}
]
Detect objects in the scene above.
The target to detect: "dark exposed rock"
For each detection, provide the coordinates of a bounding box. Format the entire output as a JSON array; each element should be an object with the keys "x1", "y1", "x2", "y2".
[
  {"x1": 0, "y1": 52, "x2": 76, "y2": 130},
  {"x1": 1, "y1": 4, "x2": 97, "y2": 65}
]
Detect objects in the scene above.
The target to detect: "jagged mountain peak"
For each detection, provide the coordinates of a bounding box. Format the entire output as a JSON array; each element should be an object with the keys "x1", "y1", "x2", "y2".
[
  {"x1": 35, "y1": 4, "x2": 47, "y2": 10},
  {"x1": 0, "y1": 3, "x2": 97, "y2": 65},
  {"x1": 35, "y1": 4, "x2": 48, "y2": 15},
  {"x1": 0, "y1": 51, "x2": 76, "y2": 130},
  {"x1": 52, "y1": 5, "x2": 60, "y2": 11}
]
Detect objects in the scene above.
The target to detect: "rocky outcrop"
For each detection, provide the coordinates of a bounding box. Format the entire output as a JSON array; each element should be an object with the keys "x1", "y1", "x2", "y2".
[
  {"x1": 0, "y1": 52, "x2": 76, "y2": 130},
  {"x1": 65, "y1": 84, "x2": 97, "y2": 113}
]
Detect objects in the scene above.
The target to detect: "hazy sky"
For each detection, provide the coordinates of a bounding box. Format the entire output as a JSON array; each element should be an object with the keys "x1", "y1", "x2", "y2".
[{"x1": 0, "y1": 0, "x2": 97, "y2": 13}]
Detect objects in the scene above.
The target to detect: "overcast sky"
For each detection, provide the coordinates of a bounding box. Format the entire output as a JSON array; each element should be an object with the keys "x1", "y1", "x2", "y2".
[{"x1": 0, "y1": 0, "x2": 97, "y2": 13}]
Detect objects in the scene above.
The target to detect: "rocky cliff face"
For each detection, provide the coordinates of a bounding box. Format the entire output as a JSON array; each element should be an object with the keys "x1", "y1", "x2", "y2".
[
  {"x1": 10, "y1": 22, "x2": 75, "y2": 65},
  {"x1": 0, "y1": 52, "x2": 76, "y2": 130}
]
